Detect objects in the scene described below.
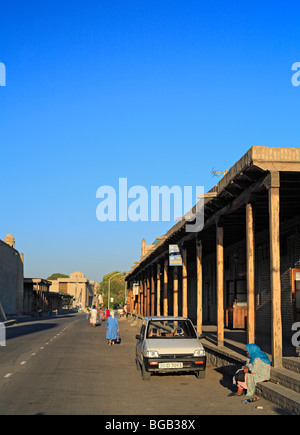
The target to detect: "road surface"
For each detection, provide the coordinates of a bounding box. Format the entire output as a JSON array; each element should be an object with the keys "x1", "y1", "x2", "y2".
[{"x1": 0, "y1": 313, "x2": 289, "y2": 415}]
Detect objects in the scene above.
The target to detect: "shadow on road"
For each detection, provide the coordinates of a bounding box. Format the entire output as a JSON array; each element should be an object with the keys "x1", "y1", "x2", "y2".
[{"x1": 5, "y1": 314, "x2": 77, "y2": 341}]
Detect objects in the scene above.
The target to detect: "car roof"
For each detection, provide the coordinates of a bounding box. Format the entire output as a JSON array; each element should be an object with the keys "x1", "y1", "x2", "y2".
[{"x1": 145, "y1": 316, "x2": 190, "y2": 321}]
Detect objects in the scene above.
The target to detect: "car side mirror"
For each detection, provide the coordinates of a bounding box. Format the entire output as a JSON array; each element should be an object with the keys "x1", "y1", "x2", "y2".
[
  {"x1": 136, "y1": 334, "x2": 142, "y2": 340},
  {"x1": 198, "y1": 333, "x2": 206, "y2": 339}
]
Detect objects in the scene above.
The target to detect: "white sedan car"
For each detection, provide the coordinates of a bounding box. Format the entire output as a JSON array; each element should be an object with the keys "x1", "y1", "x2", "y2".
[{"x1": 136, "y1": 316, "x2": 206, "y2": 380}]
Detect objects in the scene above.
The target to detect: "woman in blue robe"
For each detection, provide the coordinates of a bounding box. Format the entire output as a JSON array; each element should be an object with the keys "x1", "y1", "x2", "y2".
[{"x1": 106, "y1": 311, "x2": 119, "y2": 345}]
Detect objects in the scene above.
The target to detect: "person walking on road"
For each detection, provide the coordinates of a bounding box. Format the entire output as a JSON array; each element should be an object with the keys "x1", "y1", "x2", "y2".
[
  {"x1": 98, "y1": 307, "x2": 104, "y2": 325},
  {"x1": 85, "y1": 307, "x2": 91, "y2": 320},
  {"x1": 90, "y1": 305, "x2": 98, "y2": 328},
  {"x1": 106, "y1": 311, "x2": 119, "y2": 345}
]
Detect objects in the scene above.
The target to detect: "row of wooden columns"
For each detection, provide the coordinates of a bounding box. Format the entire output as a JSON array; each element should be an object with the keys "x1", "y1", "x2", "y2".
[
  {"x1": 133, "y1": 242, "x2": 203, "y2": 333},
  {"x1": 215, "y1": 207, "x2": 256, "y2": 348},
  {"x1": 130, "y1": 172, "x2": 283, "y2": 367}
]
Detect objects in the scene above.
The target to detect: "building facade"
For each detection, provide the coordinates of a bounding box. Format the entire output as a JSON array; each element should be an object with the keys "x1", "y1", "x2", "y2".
[
  {"x1": 0, "y1": 234, "x2": 24, "y2": 318},
  {"x1": 126, "y1": 146, "x2": 300, "y2": 368},
  {"x1": 23, "y1": 278, "x2": 73, "y2": 315},
  {"x1": 50, "y1": 271, "x2": 97, "y2": 308}
]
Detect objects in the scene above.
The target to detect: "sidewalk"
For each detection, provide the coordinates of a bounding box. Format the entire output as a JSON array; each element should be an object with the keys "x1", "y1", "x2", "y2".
[
  {"x1": 200, "y1": 325, "x2": 300, "y2": 415},
  {"x1": 127, "y1": 314, "x2": 300, "y2": 414},
  {"x1": 201, "y1": 324, "x2": 299, "y2": 368}
]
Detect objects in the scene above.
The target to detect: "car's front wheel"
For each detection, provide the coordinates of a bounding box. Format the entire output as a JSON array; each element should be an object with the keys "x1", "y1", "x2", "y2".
[
  {"x1": 141, "y1": 362, "x2": 151, "y2": 381},
  {"x1": 195, "y1": 370, "x2": 206, "y2": 379},
  {"x1": 135, "y1": 358, "x2": 140, "y2": 370}
]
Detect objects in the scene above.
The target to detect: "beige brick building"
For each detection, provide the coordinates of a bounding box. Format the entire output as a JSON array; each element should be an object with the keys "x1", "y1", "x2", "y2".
[{"x1": 50, "y1": 271, "x2": 98, "y2": 308}]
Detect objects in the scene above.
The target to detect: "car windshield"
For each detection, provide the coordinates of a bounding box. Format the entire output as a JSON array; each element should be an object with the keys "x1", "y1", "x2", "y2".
[{"x1": 146, "y1": 320, "x2": 197, "y2": 339}]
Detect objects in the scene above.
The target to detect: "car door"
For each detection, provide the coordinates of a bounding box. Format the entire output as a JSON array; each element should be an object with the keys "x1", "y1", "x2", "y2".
[{"x1": 136, "y1": 323, "x2": 146, "y2": 365}]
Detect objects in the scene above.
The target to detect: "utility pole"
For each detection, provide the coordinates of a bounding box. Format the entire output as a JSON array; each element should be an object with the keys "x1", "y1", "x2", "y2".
[{"x1": 108, "y1": 272, "x2": 123, "y2": 310}]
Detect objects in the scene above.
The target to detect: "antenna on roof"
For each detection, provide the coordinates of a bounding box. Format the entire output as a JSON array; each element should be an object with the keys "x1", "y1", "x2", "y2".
[{"x1": 211, "y1": 167, "x2": 228, "y2": 177}]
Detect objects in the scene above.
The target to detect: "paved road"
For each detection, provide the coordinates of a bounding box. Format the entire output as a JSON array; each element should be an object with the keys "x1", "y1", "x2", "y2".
[{"x1": 0, "y1": 313, "x2": 289, "y2": 415}]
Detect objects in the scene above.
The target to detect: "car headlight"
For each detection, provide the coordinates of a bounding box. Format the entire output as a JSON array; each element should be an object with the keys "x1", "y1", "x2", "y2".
[
  {"x1": 146, "y1": 350, "x2": 159, "y2": 358},
  {"x1": 194, "y1": 349, "x2": 205, "y2": 357}
]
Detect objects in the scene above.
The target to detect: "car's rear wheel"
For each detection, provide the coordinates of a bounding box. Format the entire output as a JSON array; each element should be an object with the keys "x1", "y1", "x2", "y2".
[{"x1": 141, "y1": 362, "x2": 151, "y2": 381}]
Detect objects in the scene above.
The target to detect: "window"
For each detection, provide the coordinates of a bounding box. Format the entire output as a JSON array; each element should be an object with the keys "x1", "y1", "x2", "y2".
[{"x1": 146, "y1": 320, "x2": 197, "y2": 339}]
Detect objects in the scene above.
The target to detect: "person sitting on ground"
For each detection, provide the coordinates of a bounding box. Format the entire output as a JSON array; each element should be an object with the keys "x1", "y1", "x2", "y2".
[{"x1": 229, "y1": 344, "x2": 271, "y2": 397}]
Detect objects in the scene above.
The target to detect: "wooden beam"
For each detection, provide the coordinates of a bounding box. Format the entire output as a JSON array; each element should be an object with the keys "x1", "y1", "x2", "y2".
[
  {"x1": 267, "y1": 171, "x2": 283, "y2": 367},
  {"x1": 216, "y1": 225, "x2": 224, "y2": 347},
  {"x1": 198, "y1": 192, "x2": 218, "y2": 199},
  {"x1": 182, "y1": 248, "x2": 188, "y2": 318},
  {"x1": 246, "y1": 202, "x2": 255, "y2": 344},
  {"x1": 206, "y1": 174, "x2": 268, "y2": 229},
  {"x1": 196, "y1": 240, "x2": 203, "y2": 334}
]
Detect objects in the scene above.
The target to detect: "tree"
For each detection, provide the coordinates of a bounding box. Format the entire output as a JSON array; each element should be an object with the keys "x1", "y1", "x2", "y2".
[
  {"x1": 97, "y1": 271, "x2": 126, "y2": 309},
  {"x1": 47, "y1": 273, "x2": 69, "y2": 280}
]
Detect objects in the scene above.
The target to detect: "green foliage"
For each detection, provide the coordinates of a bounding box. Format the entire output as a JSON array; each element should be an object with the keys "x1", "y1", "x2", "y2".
[
  {"x1": 47, "y1": 273, "x2": 69, "y2": 280},
  {"x1": 97, "y1": 271, "x2": 126, "y2": 309}
]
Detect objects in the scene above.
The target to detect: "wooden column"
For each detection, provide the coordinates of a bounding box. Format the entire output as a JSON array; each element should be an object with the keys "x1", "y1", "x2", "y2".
[
  {"x1": 196, "y1": 240, "x2": 203, "y2": 334},
  {"x1": 182, "y1": 248, "x2": 188, "y2": 318},
  {"x1": 163, "y1": 259, "x2": 168, "y2": 315},
  {"x1": 146, "y1": 271, "x2": 151, "y2": 317},
  {"x1": 141, "y1": 275, "x2": 145, "y2": 316},
  {"x1": 137, "y1": 277, "x2": 141, "y2": 315},
  {"x1": 156, "y1": 263, "x2": 161, "y2": 316},
  {"x1": 140, "y1": 277, "x2": 144, "y2": 316},
  {"x1": 266, "y1": 172, "x2": 283, "y2": 367},
  {"x1": 216, "y1": 225, "x2": 224, "y2": 347},
  {"x1": 246, "y1": 202, "x2": 255, "y2": 344},
  {"x1": 151, "y1": 266, "x2": 155, "y2": 316},
  {"x1": 136, "y1": 283, "x2": 140, "y2": 315},
  {"x1": 143, "y1": 274, "x2": 147, "y2": 316},
  {"x1": 173, "y1": 266, "x2": 179, "y2": 317}
]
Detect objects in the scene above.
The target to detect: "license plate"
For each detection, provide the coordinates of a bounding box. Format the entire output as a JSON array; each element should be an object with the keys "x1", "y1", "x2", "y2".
[{"x1": 159, "y1": 362, "x2": 183, "y2": 369}]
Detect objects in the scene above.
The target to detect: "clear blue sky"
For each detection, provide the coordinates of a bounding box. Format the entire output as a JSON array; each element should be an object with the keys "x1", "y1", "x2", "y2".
[{"x1": 0, "y1": 1, "x2": 299, "y2": 283}]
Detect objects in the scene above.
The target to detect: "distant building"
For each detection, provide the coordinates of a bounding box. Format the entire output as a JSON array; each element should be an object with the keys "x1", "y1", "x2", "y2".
[
  {"x1": 50, "y1": 271, "x2": 97, "y2": 308},
  {"x1": 0, "y1": 234, "x2": 24, "y2": 318},
  {"x1": 23, "y1": 278, "x2": 73, "y2": 315}
]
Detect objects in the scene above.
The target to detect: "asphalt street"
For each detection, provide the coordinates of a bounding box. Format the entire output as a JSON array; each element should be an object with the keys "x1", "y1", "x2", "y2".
[{"x1": 0, "y1": 313, "x2": 289, "y2": 415}]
